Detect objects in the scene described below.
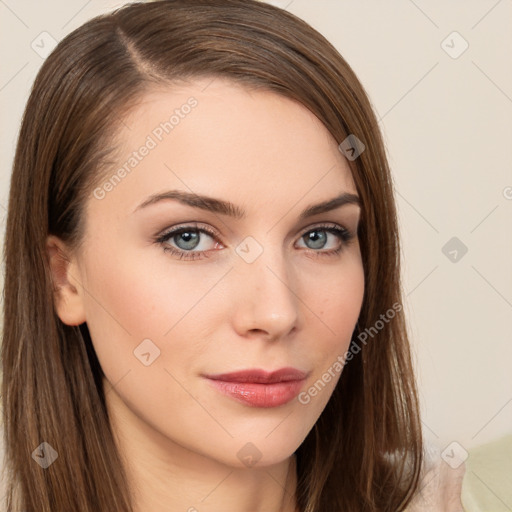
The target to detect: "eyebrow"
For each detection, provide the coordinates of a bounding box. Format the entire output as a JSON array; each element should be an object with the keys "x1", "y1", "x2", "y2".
[{"x1": 133, "y1": 189, "x2": 361, "y2": 220}]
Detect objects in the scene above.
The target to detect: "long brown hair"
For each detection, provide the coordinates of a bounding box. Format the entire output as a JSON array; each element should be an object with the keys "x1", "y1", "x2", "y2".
[{"x1": 1, "y1": 1, "x2": 423, "y2": 510}]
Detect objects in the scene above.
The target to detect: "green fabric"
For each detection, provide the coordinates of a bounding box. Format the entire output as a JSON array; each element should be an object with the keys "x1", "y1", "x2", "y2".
[{"x1": 462, "y1": 433, "x2": 512, "y2": 511}]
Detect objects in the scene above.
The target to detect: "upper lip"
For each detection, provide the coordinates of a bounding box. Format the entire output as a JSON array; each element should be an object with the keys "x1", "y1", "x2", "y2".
[{"x1": 204, "y1": 367, "x2": 307, "y2": 384}]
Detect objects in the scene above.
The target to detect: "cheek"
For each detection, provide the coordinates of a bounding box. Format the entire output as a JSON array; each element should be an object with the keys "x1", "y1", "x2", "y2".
[
  {"x1": 82, "y1": 245, "x2": 193, "y2": 332},
  {"x1": 309, "y1": 256, "x2": 365, "y2": 346},
  {"x1": 79, "y1": 251, "x2": 214, "y2": 435},
  {"x1": 79, "y1": 248, "x2": 224, "y2": 374},
  {"x1": 294, "y1": 259, "x2": 364, "y2": 412},
  {"x1": 82, "y1": 237, "x2": 364, "y2": 374}
]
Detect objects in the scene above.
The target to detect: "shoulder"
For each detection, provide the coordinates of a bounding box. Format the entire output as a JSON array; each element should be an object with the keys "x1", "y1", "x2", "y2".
[{"x1": 405, "y1": 439, "x2": 466, "y2": 512}]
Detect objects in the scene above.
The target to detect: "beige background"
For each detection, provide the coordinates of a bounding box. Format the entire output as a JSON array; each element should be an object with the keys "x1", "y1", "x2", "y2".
[{"x1": 1, "y1": 0, "x2": 511, "y2": 459}]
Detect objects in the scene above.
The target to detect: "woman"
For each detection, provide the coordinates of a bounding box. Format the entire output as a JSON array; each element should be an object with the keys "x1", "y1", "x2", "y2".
[{"x1": 0, "y1": 1, "x2": 464, "y2": 510}]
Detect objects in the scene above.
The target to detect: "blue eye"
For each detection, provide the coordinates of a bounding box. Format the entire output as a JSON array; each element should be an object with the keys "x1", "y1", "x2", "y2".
[
  {"x1": 297, "y1": 225, "x2": 354, "y2": 253},
  {"x1": 155, "y1": 223, "x2": 219, "y2": 261},
  {"x1": 154, "y1": 222, "x2": 355, "y2": 261}
]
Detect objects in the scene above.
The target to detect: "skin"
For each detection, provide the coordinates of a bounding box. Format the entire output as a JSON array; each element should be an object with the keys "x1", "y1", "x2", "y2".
[{"x1": 46, "y1": 77, "x2": 364, "y2": 512}]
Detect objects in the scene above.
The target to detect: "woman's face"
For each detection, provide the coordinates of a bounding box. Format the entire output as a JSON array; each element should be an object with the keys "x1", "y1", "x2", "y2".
[{"x1": 53, "y1": 78, "x2": 364, "y2": 469}]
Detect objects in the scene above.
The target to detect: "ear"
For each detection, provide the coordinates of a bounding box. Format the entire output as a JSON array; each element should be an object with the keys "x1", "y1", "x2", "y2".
[{"x1": 46, "y1": 234, "x2": 87, "y2": 326}]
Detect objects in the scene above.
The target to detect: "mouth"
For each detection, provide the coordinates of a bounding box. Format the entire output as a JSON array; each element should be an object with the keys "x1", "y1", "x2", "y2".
[{"x1": 203, "y1": 367, "x2": 308, "y2": 408}]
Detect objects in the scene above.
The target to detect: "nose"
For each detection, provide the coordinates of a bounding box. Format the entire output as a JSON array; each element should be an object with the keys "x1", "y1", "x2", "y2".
[{"x1": 230, "y1": 243, "x2": 300, "y2": 341}]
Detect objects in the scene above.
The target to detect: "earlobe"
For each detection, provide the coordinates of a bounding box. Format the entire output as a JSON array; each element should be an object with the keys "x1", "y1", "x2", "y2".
[{"x1": 46, "y1": 234, "x2": 87, "y2": 326}]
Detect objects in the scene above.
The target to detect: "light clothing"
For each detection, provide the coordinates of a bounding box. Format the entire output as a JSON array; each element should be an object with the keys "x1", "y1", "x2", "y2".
[
  {"x1": 406, "y1": 440, "x2": 466, "y2": 511},
  {"x1": 406, "y1": 434, "x2": 512, "y2": 511}
]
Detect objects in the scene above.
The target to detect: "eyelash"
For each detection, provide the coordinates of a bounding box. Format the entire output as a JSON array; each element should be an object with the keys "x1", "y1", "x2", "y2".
[{"x1": 154, "y1": 222, "x2": 355, "y2": 261}]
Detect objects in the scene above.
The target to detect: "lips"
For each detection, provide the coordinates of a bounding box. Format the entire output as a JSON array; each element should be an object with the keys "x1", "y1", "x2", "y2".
[
  {"x1": 205, "y1": 367, "x2": 307, "y2": 384},
  {"x1": 203, "y1": 367, "x2": 308, "y2": 408}
]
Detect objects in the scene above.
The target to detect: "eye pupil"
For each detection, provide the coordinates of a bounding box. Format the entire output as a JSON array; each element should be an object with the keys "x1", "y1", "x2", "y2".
[
  {"x1": 305, "y1": 230, "x2": 327, "y2": 249},
  {"x1": 176, "y1": 231, "x2": 200, "y2": 250}
]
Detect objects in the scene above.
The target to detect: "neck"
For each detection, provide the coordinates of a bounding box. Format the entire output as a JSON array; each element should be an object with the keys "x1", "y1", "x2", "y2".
[{"x1": 106, "y1": 384, "x2": 299, "y2": 512}]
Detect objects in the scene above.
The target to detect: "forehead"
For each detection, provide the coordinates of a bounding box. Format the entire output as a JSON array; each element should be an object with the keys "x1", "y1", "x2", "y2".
[{"x1": 89, "y1": 77, "x2": 357, "y2": 221}]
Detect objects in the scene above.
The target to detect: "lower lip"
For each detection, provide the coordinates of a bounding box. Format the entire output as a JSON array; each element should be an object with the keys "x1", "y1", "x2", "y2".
[{"x1": 206, "y1": 379, "x2": 305, "y2": 408}]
